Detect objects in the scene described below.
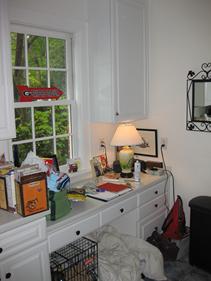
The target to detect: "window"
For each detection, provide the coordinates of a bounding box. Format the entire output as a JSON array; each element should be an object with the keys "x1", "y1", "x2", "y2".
[{"x1": 10, "y1": 25, "x2": 75, "y2": 166}]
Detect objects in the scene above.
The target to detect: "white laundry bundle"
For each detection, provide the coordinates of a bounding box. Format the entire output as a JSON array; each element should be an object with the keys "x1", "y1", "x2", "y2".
[{"x1": 90, "y1": 225, "x2": 166, "y2": 281}]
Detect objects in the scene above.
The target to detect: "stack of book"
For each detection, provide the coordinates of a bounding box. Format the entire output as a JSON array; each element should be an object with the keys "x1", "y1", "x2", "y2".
[
  {"x1": 0, "y1": 161, "x2": 15, "y2": 211},
  {"x1": 67, "y1": 188, "x2": 86, "y2": 202},
  {"x1": 0, "y1": 161, "x2": 14, "y2": 176},
  {"x1": 87, "y1": 182, "x2": 132, "y2": 202}
]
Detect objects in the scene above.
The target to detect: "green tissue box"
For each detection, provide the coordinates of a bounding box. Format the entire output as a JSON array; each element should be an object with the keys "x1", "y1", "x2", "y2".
[{"x1": 47, "y1": 190, "x2": 71, "y2": 221}]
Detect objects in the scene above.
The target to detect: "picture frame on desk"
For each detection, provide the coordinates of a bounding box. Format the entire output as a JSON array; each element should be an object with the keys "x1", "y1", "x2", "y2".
[
  {"x1": 134, "y1": 128, "x2": 158, "y2": 157},
  {"x1": 90, "y1": 155, "x2": 107, "y2": 177}
]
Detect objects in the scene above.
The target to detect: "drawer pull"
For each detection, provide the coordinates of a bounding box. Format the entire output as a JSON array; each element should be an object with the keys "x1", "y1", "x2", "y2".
[
  {"x1": 0, "y1": 247, "x2": 3, "y2": 254},
  {"x1": 76, "y1": 230, "x2": 81, "y2": 236},
  {"x1": 154, "y1": 190, "x2": 158, "y2": 194},
  {"x1": 5, "y1": 273, "x2": 11, "y2": 279},
  {"x1": 120, "y1": 208, "x2": 124, "y2": 213},
  {"x1": 154, "y1": 204, "x2": 158, "y2": 208}
]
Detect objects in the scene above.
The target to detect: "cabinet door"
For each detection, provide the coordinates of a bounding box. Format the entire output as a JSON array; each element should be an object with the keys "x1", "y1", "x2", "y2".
[
  {"x1": 48, "y1": 214, "x2": 100, "y2": 253},
  {"x1": 114, "y1": 0, "x2": 148, "y2": 122},
  {"x1": 101, "y1": 195, "x2": 137, "y2": 225},
  {"x1": 88, "y1": 0, "x2": 114, "y2": 123},
  {"x1": 110, "y1": 208, "x2": 138, "y2": 237},
  {"x1": 0, "y1": 0, "x2": 16, "y2": 139},
  {"x1": 88, "y1": 0, "x2": 148, "y2": 123},
  {"x1": 138, "y1": 209, "x2": 166, "y2": 240},
  {"x1": 0, "y1": 242, "x2": 51, "y2": 281}
]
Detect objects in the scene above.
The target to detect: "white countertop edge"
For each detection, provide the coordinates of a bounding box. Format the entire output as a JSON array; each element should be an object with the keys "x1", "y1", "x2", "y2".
[{"x1": 0, "y1": 209, "x2": 50, "y2": 234}]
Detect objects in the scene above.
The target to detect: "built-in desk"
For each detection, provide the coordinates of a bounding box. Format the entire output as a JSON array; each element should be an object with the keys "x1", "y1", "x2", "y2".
[
  {"x1": 0, "y1": 173, "x2": 169, "y2": 281},
  {"x1": 47, "y1": 173, "x2": 169, "y2": 252}
]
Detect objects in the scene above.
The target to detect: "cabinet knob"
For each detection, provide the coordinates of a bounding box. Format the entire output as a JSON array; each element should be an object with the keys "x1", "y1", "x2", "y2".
[
  {"x1": 76, "y1": 230, "x2": 80, "y2": 236},
  {"x1": 115, "y1": 112, "x2": 119, "y2": 116},
  {"x1": 5, "y1": 273, "x2": 11, "y2": 279},
  {"x1": 0, "y1": 247, "x2": 3, "y2": 254},
  {"x1": 154, "y1": 204, "x2": 158, "y2": 208},
  {"x1": 120, "y1": 208, "x2": 124, "y2": 213},
  {"x1": 154, "y1": 190, "x2": 158, "y2": 194}
]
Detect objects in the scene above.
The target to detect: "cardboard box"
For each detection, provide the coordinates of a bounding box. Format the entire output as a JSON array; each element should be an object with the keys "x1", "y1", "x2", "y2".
[{"x1": 15, "y1": 172, "x2": 48, "y2": 217}]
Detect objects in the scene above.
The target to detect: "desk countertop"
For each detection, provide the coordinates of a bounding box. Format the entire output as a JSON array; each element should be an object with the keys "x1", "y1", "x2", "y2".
[
  {"x1": 0, "y1": 173, "x2": 165, "y2": 234},
  {"x1": 46, "y1": 173, "x2": 166, "y2": 233}
]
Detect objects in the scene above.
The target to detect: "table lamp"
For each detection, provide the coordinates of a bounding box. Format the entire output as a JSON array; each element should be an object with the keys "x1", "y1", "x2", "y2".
[{"x1": 111, "y1": 123, "x2": 143, "y2": 178}]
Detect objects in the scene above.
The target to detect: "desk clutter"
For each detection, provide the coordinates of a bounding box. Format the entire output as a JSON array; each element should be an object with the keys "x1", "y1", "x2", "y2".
[{"x1": 0, "y1": 152, "x2": 71, "y2": 219}]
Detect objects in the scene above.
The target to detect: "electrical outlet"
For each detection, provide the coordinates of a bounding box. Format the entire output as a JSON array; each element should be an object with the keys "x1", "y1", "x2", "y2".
[
  {"x1": 99, "y1": 138, "x2": 105, "y2": 150},
  {"x1": 161, "y1": 137, "x2": 168, "y2": 149}
]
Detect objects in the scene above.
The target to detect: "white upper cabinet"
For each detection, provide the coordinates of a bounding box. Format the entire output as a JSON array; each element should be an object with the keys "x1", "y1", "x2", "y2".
[
  {"x1": 0, "y1": 0, "x2": 16, "y2": 139},
  {"x1": 88, "y1": 0, "x2": 148, "y2": 123}
]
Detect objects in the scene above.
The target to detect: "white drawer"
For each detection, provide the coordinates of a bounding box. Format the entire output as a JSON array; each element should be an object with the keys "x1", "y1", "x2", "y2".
[
  {"x1": 139, "y1": 194, "x2": 167, "y2": 221},
  {"x1": 138, "y1": 209, "x2": 166, "y2": 240},
  {"x1": 48, "y1": 213, "x2": 100, "y2": 252},
  {"x1": 101, "y1": 195, "x2": 137, "y2": 225},
  {"x1": 0, "y1": 218, "x2": 46, "y2": 259},
  {"x1": 138, "y1": 181, "x2": 165, "y2": 206}
]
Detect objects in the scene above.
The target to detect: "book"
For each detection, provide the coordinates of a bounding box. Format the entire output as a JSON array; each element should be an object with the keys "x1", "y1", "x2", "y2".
[
  {"x1": 67, "y1": 188, "x2": 86, "y2": 202},
  {"x1": 87, "y1": 191, "x2": 119, "y2": 202},
  {"x1": 86, "y1": 182, "x2": 131, "y2": 202},
  {"x1": 97, "y1": 182, "x2": 131, "y2": 194}
]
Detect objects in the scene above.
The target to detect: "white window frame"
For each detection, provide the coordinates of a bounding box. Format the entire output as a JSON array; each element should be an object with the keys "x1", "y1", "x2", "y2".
[{"x1": 9, "y1": 24, "x2": 78, "y2": 165}]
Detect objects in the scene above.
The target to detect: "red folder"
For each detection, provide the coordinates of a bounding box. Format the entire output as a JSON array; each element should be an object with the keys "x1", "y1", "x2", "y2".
[{"x1": 98, "y1": 182, "x2": 129, "y2": 192}]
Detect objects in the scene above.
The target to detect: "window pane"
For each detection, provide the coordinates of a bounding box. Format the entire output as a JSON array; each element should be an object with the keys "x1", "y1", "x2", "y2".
[
  {"x1": 27, "y1": 35, "x2": 47, "y2": 67},
  {"x1": 11, "y1": 32, "x2": 25, "y2": 67},
  {"x1": 55, "y1": 105, "x2": 70, "y2": 135},
  {"x1": 49, "y1": 38, "x2": 66, "y2": 68},
  {"x1": 56, "y1": 136, "x2": 70, "y2": 165},
  {"x1": 34, "y1": 107, "x2": 53, "y2": 138},
  {"x1": 36, "y1": 139, "x2": 54, "y2": 157},
  {"x1": 50, "y1": 71, "x2": 66, "y2": 98},
  {"x1": 13, "y1": 69, "x2": 26, "y2": 102},
  {"x1": 13, "y1": 143, "x2": 33, "y2": 165},
  {"x1": 29, "y1": 70, "x2": 47, "y2": 87},
  {"x1": 14, "y1": 108, "x2": 32, "y2": 141}
]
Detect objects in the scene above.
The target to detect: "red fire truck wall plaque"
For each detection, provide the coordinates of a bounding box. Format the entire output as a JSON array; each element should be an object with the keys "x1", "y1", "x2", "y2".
[{"x1": 16, "y1": 85, "x2": 64, "y2": 102}]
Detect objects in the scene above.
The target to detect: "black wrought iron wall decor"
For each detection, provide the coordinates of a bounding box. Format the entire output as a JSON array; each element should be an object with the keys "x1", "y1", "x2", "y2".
[{"x1": 186, "y1": 62, "x2": 211, "y2": 132}]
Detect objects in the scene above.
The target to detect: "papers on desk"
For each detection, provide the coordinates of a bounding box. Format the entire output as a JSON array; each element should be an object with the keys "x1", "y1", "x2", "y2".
[
  {"x1": 87, "y1": 182, "x2": 132, "y2": 201},
  {"x1": 87, "y1": 191, "x2": 119, "y2": 201}
]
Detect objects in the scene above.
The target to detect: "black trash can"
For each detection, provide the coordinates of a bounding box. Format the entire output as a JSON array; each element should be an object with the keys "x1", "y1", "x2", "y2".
[{"x1": 189, "y1": 196, "x2": 211, "y2": 273}]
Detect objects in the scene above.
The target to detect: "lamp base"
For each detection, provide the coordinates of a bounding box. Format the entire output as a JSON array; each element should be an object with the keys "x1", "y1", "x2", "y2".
[{"x1": 120, "y1": 172, "x2": 133, "y2": 178}]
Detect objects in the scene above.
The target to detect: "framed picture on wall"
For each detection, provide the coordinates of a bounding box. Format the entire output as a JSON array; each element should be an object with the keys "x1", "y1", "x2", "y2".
[{"x1": 134, "y1": 128, "x2": 158, "y2": 157}]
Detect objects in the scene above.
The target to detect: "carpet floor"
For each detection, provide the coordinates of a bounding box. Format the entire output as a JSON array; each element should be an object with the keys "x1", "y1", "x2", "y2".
[{"x1": 145, "y1": 259, "x2": 211, "y2": 281}]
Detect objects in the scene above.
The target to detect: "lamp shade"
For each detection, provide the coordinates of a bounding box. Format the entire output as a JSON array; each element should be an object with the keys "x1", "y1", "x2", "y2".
[{"x1": 111, "y1": 123, "x2": 142, "y2": 146}]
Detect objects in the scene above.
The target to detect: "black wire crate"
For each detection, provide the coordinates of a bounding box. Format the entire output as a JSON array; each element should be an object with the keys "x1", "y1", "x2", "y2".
[{"x1": 50, "y1": 237, "x2": 98, "y2": 281}]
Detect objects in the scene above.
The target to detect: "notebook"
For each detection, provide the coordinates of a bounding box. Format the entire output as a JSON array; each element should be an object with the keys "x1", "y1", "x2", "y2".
[
  {"x1": 87, "y1": 182, "x2": 131, "y2": 201},
  {"x1": 98, "y1": 182, "x2": 130, "y2": 193},
  {"x1": 87, "y1": 191, "x2": 119, "y2": 201}
]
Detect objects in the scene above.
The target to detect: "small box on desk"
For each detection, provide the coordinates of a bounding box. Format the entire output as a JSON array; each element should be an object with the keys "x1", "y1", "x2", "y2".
[{"x1": 15, "y1": 172, "x2": 48, "y2": 217}]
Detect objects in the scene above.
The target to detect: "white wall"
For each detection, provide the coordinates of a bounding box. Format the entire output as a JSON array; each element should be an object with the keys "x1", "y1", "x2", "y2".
[
  {"x1": 134, "y1": 0, "x2": 211, "y2": 223},
  {"x1": 9, "y1": 0, "x2": 86, "y2": 25},
  {"x1": 90, "y1": 123, "x2": 117, "y2": 164}
]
